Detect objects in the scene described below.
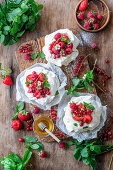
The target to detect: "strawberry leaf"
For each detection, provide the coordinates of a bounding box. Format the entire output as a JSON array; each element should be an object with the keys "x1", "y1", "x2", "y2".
[
  {"x1": 12, "y1": 112, "x2": 18, "y2": 120},
  {"x1": 16, "y1": 102, "x2": 24, "y2": 112}
]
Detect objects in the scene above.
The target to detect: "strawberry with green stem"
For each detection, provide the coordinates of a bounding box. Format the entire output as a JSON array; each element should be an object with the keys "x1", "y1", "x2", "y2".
[{"x1": 0, "y1": 63, "x2": 13, "y2": 86}]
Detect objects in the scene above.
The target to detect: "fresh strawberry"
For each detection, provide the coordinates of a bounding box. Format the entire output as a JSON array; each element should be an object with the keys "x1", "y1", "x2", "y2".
[
  {"x1": 87, "y1": 11, "x2": 95, "y2": 19},
  {"x1": 39, "y1": 150, "x2": 46, "y2": 158},
  {"x1": 12, "y1": 120, "x2": 22, "y2": 131},
  {"x1": 18, "y1": 110, "x2": 30, "y2": 121},
  {"x1": 97, "y1": 14, "x2": 103, "y2": 20},
  {"x1": 89, "y1": 17, "x2": 96, "y2": 24},
  {"x1": 84, "y1": 21, "x2": 91, "y2": 30},
  {"x1": 26, "y1": 74, "x2": 32, "y2": 82},
  {"x1": 84, "y1": 115, "x2": 92, "y2": 124},
  {"x1": 79, "y1": 0, "x2": 88, "y2": 11},
  {"x1": 73, "y1": 115, "x2": 80, "y2": 121},
  {"x1": 38, "y1": 73, "x2": 45, "y2": 82},
  {"x1": 93, "y1": 23, "x2": 100, "y2": 30},
  {"x1": 2, "y1": 75, "x2": 13, "y2": 86},
  {"x1": 54, "y1": 33, "x2": 61, "y2": 40},
  {"x1": 77, "y1": 12, "x2": 84, "y2": 20},
  {"x1": 24, "y1": 54, "x2": 31, "y2": 60}
]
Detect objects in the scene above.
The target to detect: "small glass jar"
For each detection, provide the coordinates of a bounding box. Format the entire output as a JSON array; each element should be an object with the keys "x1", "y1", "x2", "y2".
[{"x1": 33, "y1": 116, "x2": 54, "y2": 137}]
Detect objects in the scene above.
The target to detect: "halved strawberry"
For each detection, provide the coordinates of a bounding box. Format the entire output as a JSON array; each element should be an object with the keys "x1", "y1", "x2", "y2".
[
  {"x1": 84, "y1": 115, "x2": 92, "y2": 124},
  {"x1": 38, "y1": 73, "x2": 45, "y2": 82},
  {"x1": 26, "y1": 74, "x2": 32, "y2": 82},
  {"x1": 73, "y1": 115, "x2": 80, "y2": 121}
]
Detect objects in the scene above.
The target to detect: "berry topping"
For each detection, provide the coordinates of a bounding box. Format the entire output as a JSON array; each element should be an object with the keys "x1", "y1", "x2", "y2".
[{"x1": 49, "y1": 33, "x2": 73, "y2": 59}]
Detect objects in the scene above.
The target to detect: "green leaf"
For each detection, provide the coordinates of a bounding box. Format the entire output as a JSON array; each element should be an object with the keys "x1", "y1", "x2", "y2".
[
  {"x1": 66, "y1": 141, "x2": 74, "y2": 146},
  {"x1": 4, "y1": 26, "x2": 11, "y2": 32},
  {"x1": 73, "y1": 147, "x2": 82, "y2": 160},
  {"x1": 16, "y1": 102, "x2": 24, "y2": 112},
  {"x1": 35, "y1": 142, "x2": 44, "y2": 152},
  {"x1": 90, "y1": 145, "x2": 101, "y2": 154},
  {"x1": 37, "y1": 4, "x2": 43, "y2": 10},
  {"x1": 56, "y1": 90, "x2": 59, "y2": 95},
  {"x1": 19, "y1": 110, "x2": 28, "y2": 116},
  {"x1": 4, "y1": 67, "x2": 12, "y2": 74},
  {"x1": 67, "y1": 90, "x2": 72, "y2": 95},
  {"x1": 0, "y1": 34, "x2": 5, "y2": 43},
  {"x1": 31, "y1": 53, "x2": 38, "y2": 60},
  {"x1": 67, "y1": 39, "x2": 71, "y2": 44},
  {"x1": 72, "y1": 78, "x2": 81, "y2": 87},
  {"x1": 7, "y1": 153, "x2": 22, "y2": 164},
  {"x1": 1, "y1": 157, "x2": 16, "y2": 169},
  {"x1": 0, "y1": 63, "x2": 2, "y2": 70},
  {"x1": 86, "y1": 70, "x2": 94, "y2": 80},
  {"x1": 17, "y1": 163, "x2": 23, "y2": 170},
  {"x1": 29, "y1": 15, "x2": 36, "y2": 24},
  {"x1": 12, "y1": 112, "x2": 18, "y2": 120},
  {"x1": 81, "y1": 147, "x2": 90, "y2": 158},
  {"x1": 82, "y1": 157, "x2": 90, "y2": 165},
  {"x1": 73, "y1": 123, "x2": 78, "y2": 126},
  {"x1": 24, "y1": 136, "x2": 37, "y2": 143},
  {"x1": 22, "y1": 149, "x2": 32, "y2": 167},
  {"x1": 89, "y1": 157, "x2": 97, "y2": 170},
  {"x1": 72, "y1": 90, "x2": 78, "y2": 96},
  {"x1": 83, "y1": 126, "x2": 89, "y2": 129},
  {"x1": 30, "y1": 144, "x2": 40, "y2": 150},
  {"x1": 21, "y1": 2, "x2": 29, "y2": 13},
  {"x1": 16, "y1": 30, "x2": 25, "y2": 37},
  {"x1": 38, "y1": 53, "x2": 45, "y2": 59},
  {"x1": 83, "y1": 102, "x2": 95, "y2": 110},
  {"x1": 84, "y1": 80, "x2": 92, "y2": 91},
  {"x1": 21, "y1": 14, "x2": 28, "y2": 23},
  {"x1": 43, "y1": 80, "x2": 50, "y2": 88},
  {"x1": 7, "y1": 8, "x2": 22, "y2": 22},
  {"x1": 10, "y1": 22, "x2": 19, "y2": 35}
]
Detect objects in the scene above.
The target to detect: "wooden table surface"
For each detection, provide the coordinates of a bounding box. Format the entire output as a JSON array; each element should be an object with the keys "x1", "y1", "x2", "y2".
[{"x1": 0, "y1": 0, "x2": 113, "y2": 170}]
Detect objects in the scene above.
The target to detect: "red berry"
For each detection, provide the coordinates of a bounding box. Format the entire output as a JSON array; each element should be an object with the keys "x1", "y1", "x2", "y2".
[
  {"x1": 104, "y1": 89, "x2": 108, "y2": 93},
  {"x1": 104, "y1": 137, "x2": 107, "y2": 141},
  {"x1": 59, "y1": 142, "x2": 65, "y2": 148},
  {"x1": 108, "y1": 131, "x2": 111, "y2": 135},
  {"x1": 55, "y1": 133, "x2": 60, "y2": 137},
  {"x1": 24, "y1": 54, "x2": 31, "y2": 60},
  {"x1": 70, "y1": 103, "x2": 77, "y2": 109},
  {"x1": 54, "y1": 33, "x2": 61, "y2": 40},
  {"x1": 27, "y1": 127, "x2": 30, "y2": 131},
  {"x1": 39, "y1": 150, "x2": 46, "y2": 158},
  {"x1": 65, "y1": 48, "x2": 72, "y2": 54},
  {"x1": 59, "y1": 42, "x2": 65, "y2": 48},
  {"x1": 87, "y1": 11, "x2": 95, "y2": 19},
  {"x1": 109, "y1": 135, "x2": 113, "y2": 139},
  {"x1": 33, "y1": 107, "x2": 40, "y2": 114},
  {"x1": 84, "y1": 22, "x2": 91, "y2": 30},
  {"x1": 89, "y1": 17, "x2": 96, "y2": 24},
  {"x1": 67, "y1": 43, "x2": 73, "y2": 49},
  {"x1": 26, "y1": 44, "x2": 31, "y2": 47},
  {"x1": 77, "y1": 12, "x2": 84, "y2": 20},
  {"x1": 51, "y1": 111, "x2": 56, "y2": 115},
  {"x1": 25, "y1": 49, "x2": 29, "y2": 53},
  {"x1": 105, "y1": 59, "x2": 109, "y2": 63},
  {"x1": 19, "y1": 138, "x2": 24, "y2": 142},
  {"x1": 108, "y1": 75, "x2": 111, "y2": 79},
  {"x1": 111, "y1": 115, "x2": 113, "y2": 119},
  {"x1": 19, "y1": 49, "x2": 23, "y2": 53},
  {"x1": 60, "y1": 132, "x2": 64, "y2": 135},
  {"x1": 18, "y1": 111, "x2": 30, "y2": 121},
  {"x1": 52, "y1": 49, "x2": 60, "y2": 55},
  {"x1": 2, "y1": 75, "x2": 13, "y2": 86},
  {"x1": 12, "y1": 120, "x2": 22, "y2": 131},
  {"x1": 53, "y1": 116, "x2": 57, "y2": 120},
  {"x1": 30, "y1": 127, "x2": 33, "y2": 131},
  {"x1": 97, "y1": 14, "x2": 103, "y2": 20},
  {"x1": 27, "y1": 121, "x2": 31, "y2": 125},
  {"x1": 53, "y1": 56, "x2": 57, "y2": 59},
  {"x1": 93, "y1": 23, "x2": 100, "y2": 30},
  {"x1": 79, "y1": 0, "x2": 88, "y2": 11}
]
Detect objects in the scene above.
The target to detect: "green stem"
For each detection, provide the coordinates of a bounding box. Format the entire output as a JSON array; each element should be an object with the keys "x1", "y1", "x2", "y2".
[
  {"x1": 108, "y1": 154, "x2": 113, "y2": 170},
  {"x1": 92, "y1": 80, "x2": 105, "y2": 93}
]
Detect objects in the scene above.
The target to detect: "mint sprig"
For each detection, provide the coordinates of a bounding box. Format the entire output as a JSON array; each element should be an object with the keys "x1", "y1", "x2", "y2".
[
  {"x1": 83, "y1": 102, "x2": 95, "y2": 110},
  {"x1": 12, "y1": 102, "x2": 24, "y2": 120}
]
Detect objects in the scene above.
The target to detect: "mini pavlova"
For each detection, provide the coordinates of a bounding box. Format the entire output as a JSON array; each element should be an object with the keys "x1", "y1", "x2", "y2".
[
  {"x1": 16, "y1": 63, "x2": 67, "y2": 110},
  {"x1": 56, "y1": 92, "x2": 107, "y2": 142},
  {"x1": 42, "y1": 29, "x2": 80, "y2": 67}
]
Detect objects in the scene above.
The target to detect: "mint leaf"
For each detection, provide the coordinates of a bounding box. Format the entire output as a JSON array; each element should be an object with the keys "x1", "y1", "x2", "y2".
[
  {"x1": 83, "y1": 126, "x2": 89, "y2": 129},
  {"x1": 21, "y1": 14, "x2": 28, "y2": 23},
  {"x1": 17, "y1": 163, "x2": 23, "y2": 170},
  {"x1": 16, "y1": 30, "x2": 25, "y2": 37},
  {"x1": 66, "y1": 141, "x2": 74, "y2": 146},
  {"x1": 73, "y1": 123, "x2": 78, "y2": 126},
  {"x1": 0, "y1": 34, "x2": 5, "y2": 43},
  {"x1": 30, "y1": 144, "x2": 40, "y2": 150},
  {"x1": 38, "y1": 53, "x2": 45, "y2": 59},
  {"x1": 12, "y1": 112, "x2": 18, "y2": 120},
  {"x1": 35, "y1": 142, "x2": 44, "y2": 152},
  {"x1": 72, "y1": 90, "x2": 78, "y2": 96},
  {"x1": 31, "y1": 53, "x2": 38, "y2": 60},
  {"x1": 43, "y1": 80, "x2": 50, "y2": 88},
  {"x1": 1, "y1": 157, "x2": 16, "y2": 169},
  {"x1": 7, "y1": 153, "x2": 22, "y2": 164},
  {"x1": 56, "y1": 90, "x2": 59, "y2": 95},
  {"x1": 83, "y1": 102, "x2": 95, "y2": 110},
  {"x1": 22, "y1": 149, "x2": 32, "y2": 167},
  {"x1": 73, "y1": 148, "x2": 82, "y2": 160},
  {"x1": 21, "y1": 2, "x2": 29, "y2": 13},
  {"x1": 67, "y1": 90, "x2": 72, "y2": 95},
  {"x1": 37, "y1": 4, "x2": 43, "y2": 10},
  {"x1": 81, "y1": 147, "x2": 90, "y2": 158},
  {"x1": 16, "y1": 102, "x2": 24, "y2": 112},
  {"x1": 24, "y1": 136, "x2": 37, "y2": 143}
]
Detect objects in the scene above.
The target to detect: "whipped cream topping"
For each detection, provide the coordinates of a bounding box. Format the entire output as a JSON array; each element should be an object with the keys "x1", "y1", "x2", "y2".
[
  {"x1": 20, "y1": 66, "x2": 60, "y2": 106},
  {"x1": 63, "y1": 95, "x2": 102, "y2": 133},
  {"x1": 42, "y1": 29, "x2": 80, "y2": 67}
]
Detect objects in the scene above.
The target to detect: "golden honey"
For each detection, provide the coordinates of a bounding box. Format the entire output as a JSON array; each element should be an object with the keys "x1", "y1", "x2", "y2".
[{"x1": 34, "y1": 116, "x2": 54, "y2": 136}]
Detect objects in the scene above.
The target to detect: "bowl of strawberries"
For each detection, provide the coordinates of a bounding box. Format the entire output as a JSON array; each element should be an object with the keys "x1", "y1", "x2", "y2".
[{"x1": 75, "y1": 0, "x2": 110, "y2": 32}]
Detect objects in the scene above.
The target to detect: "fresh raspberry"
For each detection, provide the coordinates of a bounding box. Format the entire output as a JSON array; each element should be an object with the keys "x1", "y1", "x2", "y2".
[
  {"x1": 54, "y1": 33, "x2": 61, "y2": 40},
  {"x1": 65, "y1": 48, "x2": 72, "y2": 54},
  {"x1": 19, "y1": 138, "x2": 24, "y2": 142},
  {"x1": 24, "y1": 54, "x2": 31, "y2": 60},
  {"x1": 70, "y1": 103, "x2": 77, "y2": 109},
  {"x1": 67, "y1": 43, "x2": 73, "y2": 49},
  {"x1": 97, "y1": 14, "x2": 103, "y2": 20},
  {"x1": 91, "y1": 43, "x2": 98, "y2": 49},
  {"x1": 84, "y1": 21, "x2": 91, "y2": 30},
  {"x1": 87, "y1": 11, "x2": 95, "y2": 19},
  {"x1": 12, "y1": 120, "x2": 22, "y2": 131},
  {"x1": 79, "y1": 0, "x2": 88, "y2": 11},
  {"x1": 39, "y1": 150, "x2": 46, "y2": 158},
  {"x1": 59, "y1": 42, "x2": 65, "y2": 48},
  {"x1": 2, "y1": 75, "x2": 13, "y2": 86},
  {"x1": 52, "y1": 49, "x2": 60, "y2": 55},
  {"x1": 33, "y1": 107, "x2": 40, "y2": 114},
  {"x1": 59, "y1": 142, "x2": 65, "y2": 148},
  {"x1": 89, "y1": 17, "x2": 96, "y2": 24},
  {"x1": 93, "y1": 23, "x2": 100, "y2": 30},
  {"x1": 77, "y1": 12, "x2": 84, "y2": 20}
]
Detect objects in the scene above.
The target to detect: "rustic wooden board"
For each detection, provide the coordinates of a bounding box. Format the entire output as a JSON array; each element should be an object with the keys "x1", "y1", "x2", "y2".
[
  {"x1": 0, "y1": 0, "x2": 113, "y2": 170},
  {"x1": 15, "y1": 36, "x2": 96, "y2": 142}
]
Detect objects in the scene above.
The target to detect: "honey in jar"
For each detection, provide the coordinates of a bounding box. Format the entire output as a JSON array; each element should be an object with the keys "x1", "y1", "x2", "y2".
[{"x1": 34, "y1": 116, "x2": 54, "y2": 136}]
